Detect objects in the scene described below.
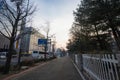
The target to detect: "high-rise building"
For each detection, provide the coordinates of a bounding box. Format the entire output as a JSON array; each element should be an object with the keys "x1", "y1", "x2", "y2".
[{"x1": 20, "y1": 27, "x2": 45, "y2": 53}]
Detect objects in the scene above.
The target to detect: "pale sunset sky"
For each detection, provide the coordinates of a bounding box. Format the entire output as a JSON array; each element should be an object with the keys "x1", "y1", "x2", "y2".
[{"x1": 31, "y1": 0, "x2": 80, "y2": 49}]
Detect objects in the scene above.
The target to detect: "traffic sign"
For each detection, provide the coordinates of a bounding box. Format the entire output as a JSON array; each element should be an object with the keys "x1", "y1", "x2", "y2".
[{"x1": 38, "y1": 39, "x2": 47, "y2": 45}]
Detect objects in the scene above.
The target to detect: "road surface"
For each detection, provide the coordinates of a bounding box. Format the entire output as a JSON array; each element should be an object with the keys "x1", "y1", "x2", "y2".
[{"x1": 10, "y1": 56, "x2": 82, "y2": 80}]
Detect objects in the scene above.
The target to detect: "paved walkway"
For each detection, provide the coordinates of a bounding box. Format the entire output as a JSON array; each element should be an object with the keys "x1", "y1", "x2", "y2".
[{"x1": 10, "y1": 56, "x2": 82, "y2": 80}]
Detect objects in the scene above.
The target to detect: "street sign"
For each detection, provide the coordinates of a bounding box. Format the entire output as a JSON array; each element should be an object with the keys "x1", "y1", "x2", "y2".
[{"x1": 38, "y1": 39, "x2": 47, "y2": 45}]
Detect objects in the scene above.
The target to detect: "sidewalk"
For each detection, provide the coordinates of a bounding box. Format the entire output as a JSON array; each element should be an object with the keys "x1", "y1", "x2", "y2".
[
  {"x1": 3, "y1": 56, "x2": 82, "y2": 80},
  {"x1": 1, "y1": 62, "x2": 47, "y2": 80}
]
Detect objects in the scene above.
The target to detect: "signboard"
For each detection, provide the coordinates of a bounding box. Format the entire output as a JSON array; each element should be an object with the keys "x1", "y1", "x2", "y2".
[{"x1": 38, "y1": 39, "x2": 47, "y2": 45}]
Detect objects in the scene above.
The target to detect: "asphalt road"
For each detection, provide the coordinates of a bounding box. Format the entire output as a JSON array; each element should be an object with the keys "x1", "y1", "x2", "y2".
[{"x1": 11, "y1": 56, "x2": 82, "y2": 80}]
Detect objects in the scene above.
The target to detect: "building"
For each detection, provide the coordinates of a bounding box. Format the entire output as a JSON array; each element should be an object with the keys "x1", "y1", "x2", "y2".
[
  {"x1": 20, "y1": 27, "x2": 45, "y2": 53},
  {"x1": 0, "y1": 27, "x2": 45, "y2": 54},
  {"x1": 0, "y1": 34, "x2": 9, "y2": 52},
  {"x1": 0, "y1": 34, "x2": 21, "y2": 53}
]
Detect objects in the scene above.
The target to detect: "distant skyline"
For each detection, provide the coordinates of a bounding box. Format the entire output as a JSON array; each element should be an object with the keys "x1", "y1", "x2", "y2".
[{"x1": 31, "y1": 0, "x2": 80, "y2": 49}]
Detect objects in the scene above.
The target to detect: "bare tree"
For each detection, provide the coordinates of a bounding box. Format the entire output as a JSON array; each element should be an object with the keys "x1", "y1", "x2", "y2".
[
  {"x1": 43, "y1": 21, "x2": 50, "y2": 60},
  {"x1": 0, "y1": 0, "x2": 36, "y2": 74},
  {"x1": 43, "y1": 22, "x2": 56, "y2": 59}
]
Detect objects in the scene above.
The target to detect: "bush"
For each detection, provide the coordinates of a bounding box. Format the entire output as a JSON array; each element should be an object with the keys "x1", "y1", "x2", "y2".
[
  {"x1": 0, "y1": 66, "x2": 4, "y2": 72},
  {"x1": 10, "y1": 65, "x2": 18, "y2": 71},
  {"x1": 21, "y1": 60, "x2": 34, "y2": 66}
]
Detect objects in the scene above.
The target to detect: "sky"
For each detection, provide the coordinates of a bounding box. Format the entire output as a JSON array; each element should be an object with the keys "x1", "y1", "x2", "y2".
[{"x1": 31, "y1": 0, "x2": 80, "y2": 49}]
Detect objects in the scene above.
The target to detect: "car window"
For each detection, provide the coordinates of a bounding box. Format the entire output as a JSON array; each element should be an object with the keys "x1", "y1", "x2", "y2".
[
  {"x1": 0, "y1": 53, "x2": 6, "y2": 55},
  {"x1": 33, "y1": 51, "x2": 38, "y2": 53}
]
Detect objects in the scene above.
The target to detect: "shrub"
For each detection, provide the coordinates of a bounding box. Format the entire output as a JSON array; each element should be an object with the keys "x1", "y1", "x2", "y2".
[
  {"x1": 21, "y1": 60, "x2": 34, "y2": 66},
  {"x1": 0, "y1": 66, "x2": 4, "y2": 72}
]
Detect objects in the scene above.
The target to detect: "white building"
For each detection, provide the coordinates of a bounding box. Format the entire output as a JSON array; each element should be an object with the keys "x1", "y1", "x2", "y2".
[{"x1": 20, "y1": 27, "x2": 45, "y2": 53}]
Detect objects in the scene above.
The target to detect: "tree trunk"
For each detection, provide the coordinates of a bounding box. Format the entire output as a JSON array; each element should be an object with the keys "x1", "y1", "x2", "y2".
[
  {"x1": 17, "y1": 48, "x2": 22, "y2": 70},
  {"x1": 17, "y1": 19, "x2": 25, "y2": 70},
  {"x1": 3, "y1": 20, "x2": 18, "y2": 74},
  {"x1": 17, "y1": 37, "x2": 23, "y2": 70},
  {"x1": 3, "y1": 37, "x2": 14, "y2": 74},
  {"x1": 107, "y1": 14, "x2": 120, "y2": 50},
  {"x1": 94, "y1": 25, "x2": 105, "y2": 50},
  {"x1": 44, "y1": 42, "x2": 47, "y2": 60},
  {"x1": 111, "y1": 27, "x2": 120, "y2": 50}
]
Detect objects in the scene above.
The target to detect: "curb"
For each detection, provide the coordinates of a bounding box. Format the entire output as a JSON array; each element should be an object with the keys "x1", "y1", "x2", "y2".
[{"x1": 71, "y1": 59, "x2": 86, "y2": 80}]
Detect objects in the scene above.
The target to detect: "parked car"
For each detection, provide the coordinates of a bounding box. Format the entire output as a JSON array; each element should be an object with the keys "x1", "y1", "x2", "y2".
[
  {"x1": 32, "y1": 51, "x2": 40, "y2": 60},
  {"x1": 0, "y1": 52, "x2": 7, "y2": 59},
  {"x1": 32, "y1": 51, "x2": 49, "y2": 60}
]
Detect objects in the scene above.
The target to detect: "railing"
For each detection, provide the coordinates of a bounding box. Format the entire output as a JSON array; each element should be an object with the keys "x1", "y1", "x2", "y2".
[{"x1": 83, "y1": 54, "x2": 120, "y2": 80}]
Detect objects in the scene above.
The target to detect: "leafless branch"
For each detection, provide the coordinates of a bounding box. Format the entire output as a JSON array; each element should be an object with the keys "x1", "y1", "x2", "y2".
[
  {"x1": 3, "y1": 0, "x2": 16, "y2": 20},
  {"x1": 0, "y1": 12, "x2": 14, "y2": 27},
  {"x1": 19, "y1": 0, "x2": 36, "y2": 20},
  {"x1": 0, "y1": 31, "x2": 10, "y2": 40},
  {"x1": 0, "y1": 20, "x2": 11, "y2": 37}
]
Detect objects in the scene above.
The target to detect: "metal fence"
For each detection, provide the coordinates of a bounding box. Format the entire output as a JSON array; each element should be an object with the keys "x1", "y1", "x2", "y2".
[
  {"x1": 82, "y1": 54, "x2": 120, "y2": 80},
  {"x1": 70, "y1": 53, "x2": 120, "y2": 80}
]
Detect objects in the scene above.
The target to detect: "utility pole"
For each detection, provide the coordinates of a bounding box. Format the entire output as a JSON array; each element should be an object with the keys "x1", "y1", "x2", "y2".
[
  {"x1": 44, "y1": 22, "x2": 50, "y2": 60},
  {"x1": 44, "y1": 35, "x2": 48, "y2": 60}
]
